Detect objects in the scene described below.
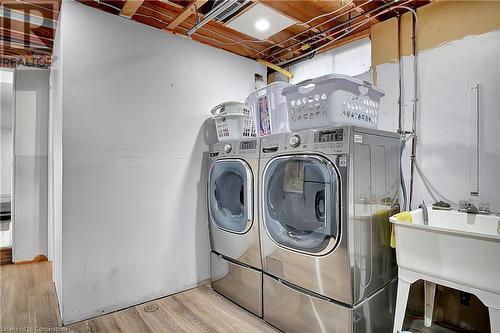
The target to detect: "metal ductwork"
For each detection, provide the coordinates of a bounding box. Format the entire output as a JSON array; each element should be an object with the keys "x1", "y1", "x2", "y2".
[{"x1": 187, "y1": 0, "x2": 238, "y2": 36}]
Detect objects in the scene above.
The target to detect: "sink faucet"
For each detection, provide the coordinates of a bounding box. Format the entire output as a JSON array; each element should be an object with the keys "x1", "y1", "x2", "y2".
[
  {"x1": 419, "y1": 201, "x2": 429, "y2": 225},
  {"x1": 459, "y1": 200, "x2": 490, "y2": 214}
]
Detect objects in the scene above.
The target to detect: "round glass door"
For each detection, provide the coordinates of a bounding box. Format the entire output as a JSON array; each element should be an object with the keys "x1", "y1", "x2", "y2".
[
  {"x1": 263, "y1": 155, "x2": 340, "y2": 254},
  {"x1": 209, "y1": 159, "x2": 253, "y2": 234}
]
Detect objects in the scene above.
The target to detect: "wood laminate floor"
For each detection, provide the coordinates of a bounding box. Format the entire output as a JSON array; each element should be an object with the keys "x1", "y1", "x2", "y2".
[
  {"x1": 0, "y1": 262, "x2": 277, "y2": 332},
  {"x1": 0, "y1": 261, "x2": 460, "y2": 333}
]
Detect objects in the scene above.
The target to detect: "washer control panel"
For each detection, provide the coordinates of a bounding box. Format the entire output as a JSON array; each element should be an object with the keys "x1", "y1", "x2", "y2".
[
  {"x1": 209, "y1": 139, "x2": 259, "y2": 160},
  {"x1": 261, "y1": 127, "x2": 349, "y2": 156}
]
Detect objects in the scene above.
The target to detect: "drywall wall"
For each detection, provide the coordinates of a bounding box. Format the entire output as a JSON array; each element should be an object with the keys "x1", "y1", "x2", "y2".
[
  {"x1": 48, "y1": 8, "x2": 63, "y2": 310},
  {"x1": 1, "y1": 128, "x2": 12, "y2": 199},
  {"x1": 53, "y1": 1, "x2": 265, "y2": 324},
  {"x1": 409, "y1": 30, "x2": 500, "y2": 212},
  {"x1": 368, "y1": 2, "x2": 500, "y2": 329},
  {"x1": 13, "y1": 68, "x2": 49, "y2": 261},
  {"x1": 290, "y1": 38, "x2": 371, "y2": 84},
  {"x1": 416, "y1": 0, "x2": 500, "y2": 53},
  {"x1": 1, "y1": 71, "x2": 14, "y2": 197},
  {"x1": 370, "y1": 1, "x2": 500, "y2": 213}
]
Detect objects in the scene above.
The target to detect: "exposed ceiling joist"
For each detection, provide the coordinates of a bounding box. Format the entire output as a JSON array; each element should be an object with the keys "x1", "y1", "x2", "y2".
[
  {"x1": 120, "y1": 0, "x2": 145, "y2": 18},
  {"x1": 166, "y1": 0, "x2": 208, "y2": 31},
  {"x1": 158, "y1": 0, "x2": 184, "y2": 9}
]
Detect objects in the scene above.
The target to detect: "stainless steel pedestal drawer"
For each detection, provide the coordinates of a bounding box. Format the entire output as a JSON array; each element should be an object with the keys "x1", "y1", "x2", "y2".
[
  {"x1": 211, "y1": 251, "x2": 263, "y2": 317},
  {"x1": 263, "y1": 274, "x2": 396, "y2": 333}
]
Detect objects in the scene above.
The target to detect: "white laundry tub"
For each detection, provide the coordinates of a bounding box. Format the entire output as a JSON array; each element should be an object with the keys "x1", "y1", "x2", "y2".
[{"x1": 390, "y1": 208, "x2": 500, "y2": 295}]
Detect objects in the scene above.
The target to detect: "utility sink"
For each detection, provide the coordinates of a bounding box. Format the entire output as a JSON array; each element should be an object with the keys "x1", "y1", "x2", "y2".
[
  {"x1": 390, "y1": 208, "x2": 500, "y2": 333},
  {"x1": 390, "y1": 208, "x2": 500, "y2": 294}
]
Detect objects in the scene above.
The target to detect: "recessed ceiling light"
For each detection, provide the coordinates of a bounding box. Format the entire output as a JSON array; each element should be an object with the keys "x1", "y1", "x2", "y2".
[
  {"x1": 226, "y1": 3, "x2": 297, "y2": 40},
  {"x1": 255, "y1": 19, "x2": 270, "y2": 31}
]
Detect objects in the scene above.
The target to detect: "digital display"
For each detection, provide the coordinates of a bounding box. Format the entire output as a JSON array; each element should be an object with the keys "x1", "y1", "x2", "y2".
[
  {"x1": 240, "y1": 140, "x2": 257, "y2": 150},
  {"x1": 315, "y1": 129, "x2": 344, "y2": 143}
]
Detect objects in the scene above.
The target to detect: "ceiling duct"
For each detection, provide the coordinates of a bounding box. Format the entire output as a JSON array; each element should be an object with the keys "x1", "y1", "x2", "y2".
[
  {"x1": 187, "y1": 0, "x2": 237, "y2": 36},
  {"x1": 214, "y1": 0, "x2": 251, "y2": 23}
]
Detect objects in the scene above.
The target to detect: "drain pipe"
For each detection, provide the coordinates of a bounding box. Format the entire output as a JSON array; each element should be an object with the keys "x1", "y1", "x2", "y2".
[
  {"x1": 396, "y1": 13, "x2": 408, "y2": 211},
  {"x1": 409, "y1": 9, "x2": 418, "y2": 210},
  {"x1": 394, "y1": 6, "x2": 419, "y2": 210}
]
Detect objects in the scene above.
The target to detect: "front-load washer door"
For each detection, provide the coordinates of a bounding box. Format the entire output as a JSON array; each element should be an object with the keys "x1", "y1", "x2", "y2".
[
  {"x1": 262, "y1": 155, "x2": 340, "y2": 255},
  {"x1": 209, "y1": 159, "x2": 253, "y2": 234}
]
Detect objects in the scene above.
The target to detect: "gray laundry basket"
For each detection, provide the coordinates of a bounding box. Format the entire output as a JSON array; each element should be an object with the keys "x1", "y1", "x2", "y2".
[{"x1": 282, "y1": 74, "x2": 384, "y2": 131}]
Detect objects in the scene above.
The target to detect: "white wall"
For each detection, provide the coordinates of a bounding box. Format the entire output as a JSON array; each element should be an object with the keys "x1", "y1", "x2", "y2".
[
  {"x1": 286, "y1": 28, "x2": 499, "y2": 212},
  {"x1": 1, "y1": 70, "x2": 14, "y2": 197},
  {"x1": 48, "y1": 8, "x2": 63, "y2": 311},
  {"x1": 290, "y1": 38, "x2": 371, "y2": 84},
  {"x1": 13, "y1": 68, "x2": 49, "y2": 261},
  {"x1": 53, "y1": 1, "x2": 265, "y2": 324},
  {"x1": 1, "y1": 129, "x2": 13, "y2": 198},
  {"x1": 375, "y1": 30, "x2": 500, "y2": 211}
]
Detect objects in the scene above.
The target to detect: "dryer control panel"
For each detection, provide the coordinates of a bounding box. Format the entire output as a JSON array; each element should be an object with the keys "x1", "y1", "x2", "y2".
[
  {"x1": 209, "y1": 139, "x2": 260, "y2": 160},
  {"x1": 261, "y1": 127, "x2": 350, "y2": 157}
]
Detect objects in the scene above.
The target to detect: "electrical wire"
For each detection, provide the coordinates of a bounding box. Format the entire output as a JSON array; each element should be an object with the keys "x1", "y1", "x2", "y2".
[
  {"x1": 298, "y1": 0, "x2": 354, "y2": 26},
  {"x1": 88, "y1": 0, "x2": 269, "y2": 58},
  {"x1": 400, "y1": 139, "x2": 408, "y2": 211},
  {"x1": 413, "y1": 158, "x2": 458, "y2": 207},
  {"x1": 0, "y1": 27, "x2": 54, "y2": 42},
  {"x1": 89, "y1": 0, "x2": 374, "y2": 63},
  {"x1": 254, "y1": 1, "x2": 371, "y2": 58},
  {"x1": 276, "y1": 0, "x2": 413, "y2": 66},
  {"x1": 14, "y1": 0, "x2": 60, "y2": 13},
  {"x1": 276, "y1": 5, "x2": 395, "y2": 66},
  {"x1": 140, "y1": 3, "x2": 174, "y2": 20}
]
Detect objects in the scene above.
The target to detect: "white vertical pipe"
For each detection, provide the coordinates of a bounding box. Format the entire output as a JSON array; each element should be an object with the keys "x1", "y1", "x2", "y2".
[{"x1": 470, "y1": 83, "x2": 480, "y2": 196}]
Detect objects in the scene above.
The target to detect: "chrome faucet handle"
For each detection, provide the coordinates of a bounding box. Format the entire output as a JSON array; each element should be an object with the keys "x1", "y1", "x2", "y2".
[
  {"x1": 459, "y1": 200, "x2": 479, "y2": 214},
  {"x1": 459, "y1": 200, "x2": 469, "y2": 210},
  {"x1": 478, "y1": 202, "x2": 490, "y2": 215}
]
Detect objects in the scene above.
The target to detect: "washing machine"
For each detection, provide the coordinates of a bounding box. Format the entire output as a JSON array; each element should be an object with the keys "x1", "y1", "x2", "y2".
[
  {"x1": 208, "y1": 138, "x2": 262, "y2": 316},
  {"x1": 260, "y1": 126, "x2": 400, "y2": 332}
]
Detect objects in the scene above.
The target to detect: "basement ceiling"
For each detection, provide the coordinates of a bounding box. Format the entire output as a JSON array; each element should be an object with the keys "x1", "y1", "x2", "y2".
[{"x1": 0, "y1": 0, "x2": 429, "y2": 68}]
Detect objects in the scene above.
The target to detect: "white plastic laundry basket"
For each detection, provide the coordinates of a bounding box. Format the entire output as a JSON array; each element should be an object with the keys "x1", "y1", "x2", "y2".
[
  {"x1": 282, "y1": 74, "x2": 384, "y2": 131},
  {"x1": 211, "y1": 102, "x2": 256, "y2": 142},
  {"x1": 246, "y1": 82, "x2": 291, "y2": 137}
]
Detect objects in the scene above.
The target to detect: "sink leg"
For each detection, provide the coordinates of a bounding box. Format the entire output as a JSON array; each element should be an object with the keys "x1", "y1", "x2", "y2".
[
  {"x1": 424, "y1": 281, "x2": 436, "y2": 327},
  {"x1": 393, "y1": 278, "x2": 411, "y2": 333},
  {"x1": 489, "y1": 307, "x2": 500, "y2": 333}
]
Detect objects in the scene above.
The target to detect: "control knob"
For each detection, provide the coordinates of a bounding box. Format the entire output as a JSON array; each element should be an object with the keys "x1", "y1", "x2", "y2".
[
  {"x1": 289, "y1": 135, "x2": 301, "y2": 148},
  {"x1": 224, "y1": 144, "x2": 232, "y2": 153}
]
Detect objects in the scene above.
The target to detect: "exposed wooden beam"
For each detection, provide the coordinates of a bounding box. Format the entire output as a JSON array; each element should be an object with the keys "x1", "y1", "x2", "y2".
[
  {"x1": 352, "y1": 1, "x2": 381, "y2": 23},
  {"x1": 165, "y1": 0, "x2": 208, "y2": 31},
  {"x1": 120, "y1": 0, "x2": 145, "y2": 18}
]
